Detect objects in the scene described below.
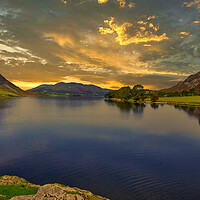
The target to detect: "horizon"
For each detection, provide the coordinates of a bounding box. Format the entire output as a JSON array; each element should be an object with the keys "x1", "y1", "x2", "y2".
[{"x1": 0, "y1": 0, "x2": 200, "y2": 90}]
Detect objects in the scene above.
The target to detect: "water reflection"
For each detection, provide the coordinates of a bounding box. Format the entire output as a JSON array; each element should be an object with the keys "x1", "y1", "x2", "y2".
[
  {"x1": 105, "y1": 100, "x2": 146, "y2": 116},
  {"x1": 151, "y1": 103, "x2": 159, "y2": 109},
  {"x1": 0, "y1": 97, "x2": 200, "y2": 200},
  {"x1": 174, "y1": 105, "x2": 200, "y2": 125},
  {"x1": 0, "y1": 97, "x2": 13, "y2": 109},
  {"x1": 36, "y1": 96, "x2": 101, "y2": 109}
]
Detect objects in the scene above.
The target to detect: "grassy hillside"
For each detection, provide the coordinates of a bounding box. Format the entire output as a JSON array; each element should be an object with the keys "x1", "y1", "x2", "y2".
[{"x1": 0, "y1": 88, "x2": 20, "y2": 97}]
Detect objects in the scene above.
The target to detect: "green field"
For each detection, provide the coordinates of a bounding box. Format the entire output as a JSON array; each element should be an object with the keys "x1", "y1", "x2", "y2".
[{"x1": 157, "y1": 96, "x2": 200, "y2": 106}]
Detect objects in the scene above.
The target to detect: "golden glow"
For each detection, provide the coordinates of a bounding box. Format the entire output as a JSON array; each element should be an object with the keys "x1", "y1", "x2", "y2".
[
  {"x1": 193, "y1": 20, "x2": 200, "y2": 23},
  {"x1": 44, "y1": 33, "x2": 75, "y2": 47},
  {"x1": 180, "y1": 32, "x2": 190, "y2": 35},
  {"x1": 184, "y1": 0, "x2": 200, "y2": 10},
  {"x1": 128, "y1": 2, "x2": 136, "y2": 8},
  {"x1": 117, "y1": 0, "x2": 126, "y2": 8},
  {"x1": 61, "y1": 0, "x2": 67, "y2": 4},
  {"x1": 99, "y1": 17, "x2": 169, "y2": 45},
  {"x1": 98, "y1": 0, "x2": 108, "y2": 4},
  {"x1": 12, "y1": 81, "x2": 58, "y2": 90}
]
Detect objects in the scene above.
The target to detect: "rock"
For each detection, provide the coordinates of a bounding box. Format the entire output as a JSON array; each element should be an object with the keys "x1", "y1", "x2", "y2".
[
  {"x1": 10, "y1": 195, "x2": 34, "y2": 200},
  {"x1": 0, "y1": 175, "x2": 39, "y2": 187},
  {"x1": 34, "y1": 184, "x2": 84, "y2": 200},
  {"x1": 1, "y1": 177, "x2": 110, "y2": 200}
]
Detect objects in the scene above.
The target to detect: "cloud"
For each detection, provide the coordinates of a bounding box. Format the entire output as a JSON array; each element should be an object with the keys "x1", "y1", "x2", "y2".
[
  {"x1": 98, "y1": 0, "x2": 108, "y2": 4},
  {"x1": 0, "y1": 43, "x2": 47, "y2": 65},
  {"x1": 180, "y1": 32, "x2": 190, "y2": 35},
  {"x1": 97, "y1": 0, "x2": 135, "y2": 8},
  {"x1": 117, "y1": 0, "x2": 126, "y2": 8},
  {"x1": 183, "y1": 0, "x2": 200, "y2": 10},
  {"x1": 0, "y1": 0, "x2": 199, "y2": 90},
  {"x1": 99, "y1": 17, "x2": 169, "y2": 45},
  {"x1": 193, "y1": 20, "x2": 200, "y2": 23}
]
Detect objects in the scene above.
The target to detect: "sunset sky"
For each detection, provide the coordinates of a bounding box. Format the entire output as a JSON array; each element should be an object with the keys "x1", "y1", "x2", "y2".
[{"x1": 0, "y1": 0, "x2": 199, "y2": 90}]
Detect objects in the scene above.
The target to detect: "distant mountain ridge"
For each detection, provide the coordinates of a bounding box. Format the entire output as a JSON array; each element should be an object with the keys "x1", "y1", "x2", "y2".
[
  {"x1": 164, "y1": 71, "x2": 200, "y2": 92},
  {"x1": 28, "y1": 82, "x2": 111, "y2": 95}
]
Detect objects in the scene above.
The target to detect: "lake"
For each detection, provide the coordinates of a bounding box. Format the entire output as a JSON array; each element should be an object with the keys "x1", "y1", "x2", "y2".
[{"x1": 0, "y1": 97, "x2": 200, "y2": 200}]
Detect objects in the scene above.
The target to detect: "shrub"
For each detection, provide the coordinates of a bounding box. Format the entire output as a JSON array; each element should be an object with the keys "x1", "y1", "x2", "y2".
[{"x1": 151, "y1": 95, "x2": 159, "y2": 102}]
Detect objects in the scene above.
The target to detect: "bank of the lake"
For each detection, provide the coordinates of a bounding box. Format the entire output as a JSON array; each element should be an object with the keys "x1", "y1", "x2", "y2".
[
  {"x1": 107, "y1": 96, "x2": 200, "y2": 106},
  {"x1": 152, "y1": 96, "x2": 200, "y2": 106},
  {"x1": 0, "y1": 176, "x2": 109, "y2": 200}
]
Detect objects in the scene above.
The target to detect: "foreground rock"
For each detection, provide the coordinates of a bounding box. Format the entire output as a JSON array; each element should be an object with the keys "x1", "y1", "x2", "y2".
[
  {"x1": 0, "y1": 175, "x2": 39, "y2": 188},
  {"x1": 0, "y1": 176, "x2": 109, "y2": 200}
]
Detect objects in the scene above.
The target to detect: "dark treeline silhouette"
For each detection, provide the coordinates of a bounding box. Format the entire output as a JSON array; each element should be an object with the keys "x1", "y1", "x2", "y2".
[{"x1": 105, "y1": 84, "x2": 200, "y2": 102}]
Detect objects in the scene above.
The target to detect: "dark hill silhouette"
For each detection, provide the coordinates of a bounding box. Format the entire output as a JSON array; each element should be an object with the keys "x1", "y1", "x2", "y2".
[{"x1": 28, "y1": 82, "x2": 110, "y2": 95}]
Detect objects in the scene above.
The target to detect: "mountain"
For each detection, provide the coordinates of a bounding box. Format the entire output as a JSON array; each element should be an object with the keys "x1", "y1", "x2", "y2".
[
  {"x1": 28, "y1": 82, "x2": 111, "y2": 95},
  {"x1": 0, "y1": 74, "x2": 28, "y2": 97},
  {"x1": 0, "y1": 74, "x2": 42, "y2": 97},
  {"x1": 164, "y1": 71, "x2": 200, "y2": 92}
]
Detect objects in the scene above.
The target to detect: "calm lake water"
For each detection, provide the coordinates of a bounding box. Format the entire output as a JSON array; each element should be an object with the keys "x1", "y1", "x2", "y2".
[{"x1": 0, "y1": 97, "x2": 200, "y2": 200}]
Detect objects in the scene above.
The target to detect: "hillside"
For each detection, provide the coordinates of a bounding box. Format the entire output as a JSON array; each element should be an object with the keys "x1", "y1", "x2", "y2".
[
  {"x1": 164, "y1": 71, "x2": 200, "y2": 92},
  {"x1": 0, "y1": 74, "x2": 44, "y2": 97},
  {"x1": 28, "y1": 82, "x2": 110, "y2": 95},
  {"x1": 0, "y1": 74, "x2": 29, "y2": 97}
]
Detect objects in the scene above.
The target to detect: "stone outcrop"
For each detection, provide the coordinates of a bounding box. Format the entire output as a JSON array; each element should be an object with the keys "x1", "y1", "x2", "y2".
[
  {"x1": 0, "y1": 175, "x2": 39, "y2": 188},
  {"x1": 0, "y1": 176, "x2": 109, "y2": 200}
]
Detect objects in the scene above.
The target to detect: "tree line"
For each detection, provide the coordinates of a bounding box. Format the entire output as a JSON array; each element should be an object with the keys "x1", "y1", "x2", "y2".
[{"x1": 105, "y1": 85, "x2": 200, "y2": 102}]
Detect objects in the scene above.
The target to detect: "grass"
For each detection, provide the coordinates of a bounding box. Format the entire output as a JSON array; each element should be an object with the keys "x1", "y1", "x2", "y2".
[
  {"x1": 0, "y1": 89, "x2": 19, "y2": 97},
  {"x1": 157, "y1": 96, "x2": 200, "y2": 105},
  {"x1": 0, "y1": 184, "x2": 38, "y2": 199}
]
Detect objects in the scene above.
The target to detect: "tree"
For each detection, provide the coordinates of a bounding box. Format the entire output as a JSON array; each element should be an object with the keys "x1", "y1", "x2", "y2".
[
  {"x1": 133, "y1": 84, "x2": 144, "y2": 91},
  {"x1": 117, "y1": 86, "x2": 132, "y2": 101}
]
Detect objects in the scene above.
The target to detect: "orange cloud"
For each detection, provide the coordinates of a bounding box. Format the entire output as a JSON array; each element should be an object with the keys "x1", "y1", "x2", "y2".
[
  {"x1": 43, "y1": 33, "x2": 76, "y2": 47},
  {"x1": 117, "y1": 0, "x2": 126, "y2": 8},
  {"x1": 193, "y1": 20, "x2": 200, "y2": 23},
  {"x1": 99, "y1": 17, "x2": 169, "y2": 45},
  {"x1": 180, "y1": 32, "x2": 190, "y2": 36},
  {"x1": 183, "y1": 0, "x2": 200, "y2": 10},
  {"x1": 98, "y1": 0, "x2": 108, "y2": 4}
]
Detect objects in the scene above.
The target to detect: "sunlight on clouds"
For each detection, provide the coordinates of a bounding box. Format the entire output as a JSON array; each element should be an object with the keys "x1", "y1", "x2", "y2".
[
  {"x1": 117, "y1": 0, "x2": 126, "y2": 8},
  {"x1": 98, "y1": 0, "x2": 108, "y2": 4},
  {"x1": 99, "y1": 17, "x2": 169, "y2": 45},
  {"x1": 128, "y1": 2, "x2": 136, "y2": 8},
  {"x1": 97, "y1": 0, "x2": 135, "y2": 8},
  {"x1": 63, "y1": 76, "x2": 92, "y2": 84},
  {"x1": 193, "y1": 20, "x2": 200, "y2": 23},
  {"x1": 180, "y1": 32, "x2": 190, "y2": 35},
  {"x1": 116, "y1": 0, "x2": 135, "y2": 8},
  {"x1": 61, "y1": 0, "x2": 67, "y2": 4},
  {"x1": 44, "y1": 33, "x2": 75, "y2": 47},
  {"x1": 0, "y1": 43, "x2": 47, "y2": 65},
  {"x1": 100, "y1": 80, "x2": 124, "y2": 89},
  {"x1": 12, "y1": 81, "x2": 57, "y2": 90},
  {"x1": 183, "y1": 0, "x2": 200, "y2": 10}
]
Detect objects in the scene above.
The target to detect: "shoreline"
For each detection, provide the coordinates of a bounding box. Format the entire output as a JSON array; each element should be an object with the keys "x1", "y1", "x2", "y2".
[
  {"x1": 0, "y1": 176, "x2": 109, "y2": 200},
  {"x1": 106, "y1": 97, "x2": 200, "y2": 107}
]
